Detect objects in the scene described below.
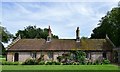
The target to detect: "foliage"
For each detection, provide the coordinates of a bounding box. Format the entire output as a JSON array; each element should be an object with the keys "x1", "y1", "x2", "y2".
[
  {"x1": 45, "y1": 61, "x2": 53, "y2": 65},
  {"x1": 87, "y1": 62, "x2": 92, "y2": 65},
  {"x1": 22, "y1": 59, "x2": 61, "y2": 65},
  {"x1": 2, "y1": 61, "x2": 19, "y2": 65},
  {"x1": 57, "y1": 56, "x2": 63, "y2": 62},
  {"x1": 0, "y1": 26, "x2": 13, "y2": 55},
  {"x1": 37, "y1": 54, "x2": 44, "y2": 62},
  {"x1": 94, "y1": 60, "x2": 101, "y2": 65},
  {"x1": 81, "y1": 36, "x2": 88, "y2": 40},
  {"x1": 102, "y1": 59, "x2": 110, "y2": 64},
  {"x1": 73, "y1": 51, "x2": 86, "y2": 63},
  {"x1": 57, "y1": 53, "x2": 72, "y2": 63},
  {"x1": 45, "y1": 61, "x2": 61, "y2": 65},
  {"x1": 57, "y1": 51, "x2": 86, "y2": 64},
  {"x1": 0, "y1": 42, "x2": 5, "y2": 55},
  {"x1": 38, "y1": 61, "x2": 45, "y2": 65},
  {"x1": 22, "y1": 59, "x2": 38, "y2": 65},
  {"x1": 0, "y1": 26, "x2": 13, "y2": 43},
  {"x1": 90, "y1": 4, "x2": 120, "y2": 47},
  {"x1": 14, "y1": 25, "x2": 59, "y2": 40}
]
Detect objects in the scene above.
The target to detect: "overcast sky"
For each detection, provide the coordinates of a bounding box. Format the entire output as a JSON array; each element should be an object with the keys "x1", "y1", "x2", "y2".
[{"x1": 1, "y1": 0, "x2": 119, "y2": 39}]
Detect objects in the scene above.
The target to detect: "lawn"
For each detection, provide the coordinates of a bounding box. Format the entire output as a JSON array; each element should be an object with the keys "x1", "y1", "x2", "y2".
[
  {"x1": 1, "y1": 65, "x2": 119, "y2": 70},
  {"x1": 1, "y1": 65, "x2": 119, "y2": 72}
]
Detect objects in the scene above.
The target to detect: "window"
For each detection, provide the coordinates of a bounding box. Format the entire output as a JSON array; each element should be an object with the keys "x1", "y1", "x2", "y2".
[
  {"x1": 86, "y1": 52, "x2": 91, "y2": 59},
  {"x1": 103, "y1": 52, "x2": 106, "y2": 58},
  {"x1": 31, "y1": 52, "x2": 37, "y2": 58},
  {"x1": 48, "y1": 52, "x2": 53, "y2": 59}
]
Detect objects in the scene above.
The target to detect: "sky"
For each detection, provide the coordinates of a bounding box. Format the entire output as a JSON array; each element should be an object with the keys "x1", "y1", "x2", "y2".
[{"x1": 1, "y1": 0, "x2": 119, "y2": 39}]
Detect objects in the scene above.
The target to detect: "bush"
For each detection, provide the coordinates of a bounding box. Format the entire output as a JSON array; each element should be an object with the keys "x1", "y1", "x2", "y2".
[
  {"x1": 38, "y1": 61, "x2": 45, "y2": 65},
  {"x1": 12, "y1": 62, "x2": 19, "y2": 65},
  {"x1": 22, "y1": 59, "x2": 38, "y2": 65},
  {"x1": 45, "y1": 61, "x2": 52, "y2": 65},
  {"x1": 57, "y1": 56, "x2": 63, "y2": 62},
  {"x1": 80, "y1": 62, "x2": 86, "y2": 65},
  {"x1": 2, "y1": 61, "x2": 19, "y2": 65},
  {"x1": 62, "y1": 62, "x2": 73, "y2": 65},
  {"x1": 52, "y1": 61, "x2": 61, "y2": 65},
  {"x1": 102, "y1": 59, "x2": 110, "y2": 64},
  {"x1": 45, "y1": 61, "x2": 61, "y2": 65},
  {"x1": 55, "y1": 62, "x2": 61, "y2": 65},
  {"x1": 87, "y1": 62, "x2": 92, "y2": 65}
]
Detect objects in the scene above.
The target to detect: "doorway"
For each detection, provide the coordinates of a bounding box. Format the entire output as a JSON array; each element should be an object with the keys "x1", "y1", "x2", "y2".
[{"x1": 14, "y1": 53, "x2": 19, "y2": 62}]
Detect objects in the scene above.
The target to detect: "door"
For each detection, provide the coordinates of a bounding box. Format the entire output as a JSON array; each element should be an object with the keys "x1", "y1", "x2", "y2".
[{"x1": 14, "y1": 53, "x2": 19, "y2": 61}]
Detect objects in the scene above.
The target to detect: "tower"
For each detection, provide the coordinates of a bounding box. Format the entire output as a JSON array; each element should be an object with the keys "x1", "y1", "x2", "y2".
[{"x1": 76, "y1": 27, "x2": 80, "y2": 42}]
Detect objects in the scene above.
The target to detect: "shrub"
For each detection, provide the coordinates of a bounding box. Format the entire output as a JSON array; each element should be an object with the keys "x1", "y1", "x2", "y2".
[
  {"x1": 12, "y1": 62, "x2": 19, "y2": 65},
  {"x1": 22, "y1": 59, "x2": 38, "y2": 65},
  {"x1": 63, "y1": 63, "x2": 66, "y2": 65},
  {"x1": 38, "y1": 61, "x2": 45, "y2": 65},
  {"x1": 2, "y1": 61, "x2": 11, "y2": 65},
  {"x1": 87, "y1": 62, "x2": 92, "y2": 65},
  {"x1": 45, "y1": 61, "x2": 52, "y2": 65},
  {"x1": 52, "y1": 61, "x2": 61, "y2": 65},
  {"x1": 95, "y1": 60, "x2": 99, "y2": 65},
  {"x1": 79, "y1": 61, "x2": 87, "y2": 65},
  {"x1": 55, "y1": 62, "x2": 61, "y2": 65},
  {"x1": 72, "y1": 62, "x2": 77, "y2": 65},
  {"x1": 57, "y1": 56, "x2": 63, "y2": 62},
  {"x1": 44, "y1": 61, "x2": 61, "y2": 65},
  {"x1": 102, "y1": 59, "x2": 110, "y2": 64},
  {"x1": 2, "y1": 61, "x2": 19, "y2": 65}
]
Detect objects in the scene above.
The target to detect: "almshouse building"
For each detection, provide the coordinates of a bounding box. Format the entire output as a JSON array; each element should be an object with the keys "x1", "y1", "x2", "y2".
[{"x1": 6, "y1": 26, "x2": 114, "y2": 62}]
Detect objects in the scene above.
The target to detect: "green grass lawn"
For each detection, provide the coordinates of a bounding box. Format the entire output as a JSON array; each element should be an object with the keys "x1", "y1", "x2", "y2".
[{"x1": 1, "y1": 65, "x2": 119, "y2": 70}]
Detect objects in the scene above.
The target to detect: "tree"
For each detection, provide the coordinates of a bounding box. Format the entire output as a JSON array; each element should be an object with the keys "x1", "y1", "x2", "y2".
[
  {"x1": 90, "y1": 4, "x2": 120, "y2": 47},
  {"x1": 0, "y1": 26, "x2": 13, "y2": 43},
  {"x1": 81, "y1": 36, "x2": 88, "y2": 40},
  {"x1": 0, "y1": 26, "x2": 13, "y2": 55},
  {"x1": 14, "y1": 25, "x2": 59, "y2": 40}
]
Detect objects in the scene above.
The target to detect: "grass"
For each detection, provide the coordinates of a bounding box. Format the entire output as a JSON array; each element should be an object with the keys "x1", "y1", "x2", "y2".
[{"x1": 1, "y1": 65, "x2": 119, "y2": 70}]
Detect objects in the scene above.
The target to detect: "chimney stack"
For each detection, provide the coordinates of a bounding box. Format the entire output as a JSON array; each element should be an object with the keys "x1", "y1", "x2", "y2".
[
  {"x1": 76, "y1": 27, "x2": 80, "y2": 42},
  {"x1": 47, "y1": 26, "x2": 52, "y2": 42}
]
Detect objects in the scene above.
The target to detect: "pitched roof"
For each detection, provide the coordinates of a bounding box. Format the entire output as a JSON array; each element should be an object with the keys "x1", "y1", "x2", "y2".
[{"x1": 7, "y1": 39, "x2": 113, "y2": 51}]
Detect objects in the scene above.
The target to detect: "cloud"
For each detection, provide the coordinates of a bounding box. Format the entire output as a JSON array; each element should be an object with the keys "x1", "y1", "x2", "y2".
[
  {"x1": 2, "y1": 2, "x2": 118, "y2": 39},
  {"x1": 2, "y1": 0, "x2": 120, "y2": 2}
]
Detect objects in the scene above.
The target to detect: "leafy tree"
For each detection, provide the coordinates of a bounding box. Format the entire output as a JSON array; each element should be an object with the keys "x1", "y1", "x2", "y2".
[
  {"x1": 81, "y1": 36, "x2": 88, "y2": 40},
  {"x1": 0, "y1": 25, "x2": 13, "y2": 55},
  {"x1": 90, "y1": 4, "x2": 120, "y2": 47},
  {"x1": 14, "y1": 25, "x2": 58, "y2": 40},
  {"x1": 0, "y1": 26, "x2": 13, "y2": 43}
]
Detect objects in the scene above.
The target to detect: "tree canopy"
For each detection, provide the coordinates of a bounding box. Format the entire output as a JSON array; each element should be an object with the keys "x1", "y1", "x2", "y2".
[
  {"x1": 14, "y1": 26, "x2": 59, "y2": 40},
  {"x1": 0, "y1": 25, "x2": 13, "y2": 55},
  {"x1": 90, "y1": 4, "x2": 120, "y2": 47},
  {"x1": 0, "y1": 26, "x2": 13, "y2": 43}
]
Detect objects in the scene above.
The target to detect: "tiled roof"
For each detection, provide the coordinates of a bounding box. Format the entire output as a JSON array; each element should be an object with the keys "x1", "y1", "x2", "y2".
[{"x1": 7, "y1": 39, "x2": 113, "y2": 51}]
